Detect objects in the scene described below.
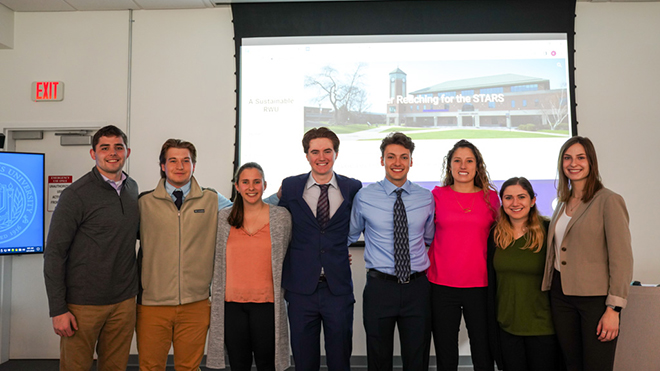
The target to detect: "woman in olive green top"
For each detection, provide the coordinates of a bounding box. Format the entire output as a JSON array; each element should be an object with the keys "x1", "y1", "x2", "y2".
[{"x1": 487, "y1": 177, "x2": 561, "y2": 371}]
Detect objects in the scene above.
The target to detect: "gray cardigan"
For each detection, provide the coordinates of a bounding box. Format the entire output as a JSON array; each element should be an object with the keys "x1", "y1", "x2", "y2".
[{"x1": 206, "y1": 205, "x2": 292, "y2": 370}]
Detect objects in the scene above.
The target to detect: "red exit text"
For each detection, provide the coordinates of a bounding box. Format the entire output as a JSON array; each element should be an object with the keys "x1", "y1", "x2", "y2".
[{"x1": 32, "y1": 81, "x2": 64, "y2": 101}]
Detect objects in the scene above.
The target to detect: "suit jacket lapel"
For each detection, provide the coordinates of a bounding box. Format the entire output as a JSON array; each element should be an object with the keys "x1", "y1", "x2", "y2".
[
  {"x1": 331, "y1": 175, "x2": 350, "y2": 224},
  {"x1": 296, "y1": 172, "x2": 318, "y2": 224}
]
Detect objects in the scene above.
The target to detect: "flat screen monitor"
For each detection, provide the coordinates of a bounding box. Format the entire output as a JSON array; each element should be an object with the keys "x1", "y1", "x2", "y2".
[
  {"x1": 0, "y1": 152, "x2": 45, "y2": 255},
  {"x1": 238, "y1": 33, "x2": 572, "y2": 216}
]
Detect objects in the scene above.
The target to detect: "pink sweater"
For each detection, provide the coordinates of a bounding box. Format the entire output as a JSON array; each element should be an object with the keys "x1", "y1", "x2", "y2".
[{"x1": 427, "y1": 186, "x2": 499, "y2": 288}]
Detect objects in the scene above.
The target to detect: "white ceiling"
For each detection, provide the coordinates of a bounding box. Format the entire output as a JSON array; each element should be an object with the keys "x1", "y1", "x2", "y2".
[
  {"x1": 0, "y1": 0, "x2": 655, "y2": 12},
  {"x1": 0, "y1": 0, "x2": 217, "y2": 11}
]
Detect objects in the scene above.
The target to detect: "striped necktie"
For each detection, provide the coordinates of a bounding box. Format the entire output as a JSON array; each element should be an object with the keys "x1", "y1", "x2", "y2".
[
  {"x1": 393, "y1": 188, "x2": 410, "y2": 283},
  {"x1": 317, "y1": 184, "x2": 330, "y2": 229}
]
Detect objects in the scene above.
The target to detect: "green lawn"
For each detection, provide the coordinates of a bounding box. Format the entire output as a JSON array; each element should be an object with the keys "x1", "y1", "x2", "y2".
[
  {"x1": 362, "y1": 129, "x2": 560, "y2": 140},
  {"x1": 324, "y1": 124, "x2": 377, "y2": 134},
  {"x1": 320, "y1": 125, "x2": 567, "y2": 138},
  {"x1": 378, "y1": 127, "x2": 427, "y2": 133},
  {"x1": 539, "y1": 129, "x2": 569, "y2": 135}
]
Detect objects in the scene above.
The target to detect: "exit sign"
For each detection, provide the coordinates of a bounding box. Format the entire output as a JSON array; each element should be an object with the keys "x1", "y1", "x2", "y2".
[{"x1": 32, "y1": 81, "x2": 64, "y2": 101}]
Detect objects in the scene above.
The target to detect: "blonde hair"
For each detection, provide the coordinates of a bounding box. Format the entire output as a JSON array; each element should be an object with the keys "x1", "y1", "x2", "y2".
[{"x1": 493, "y1": 177, "x2": 546, "y2": 252}]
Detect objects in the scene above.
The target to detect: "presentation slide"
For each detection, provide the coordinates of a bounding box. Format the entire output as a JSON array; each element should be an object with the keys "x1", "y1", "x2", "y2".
[
  {"x1": 0, "y1": 152, "x2": 44, "y2": 255},
  {"x1": 239, "y1": 34, "x2": 572, "y2": 216}
]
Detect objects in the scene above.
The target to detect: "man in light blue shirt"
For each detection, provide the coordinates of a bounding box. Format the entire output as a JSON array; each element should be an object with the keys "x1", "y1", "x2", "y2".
[{"x1": 348, "y1": 132, "x2": 434, "y2": 371}]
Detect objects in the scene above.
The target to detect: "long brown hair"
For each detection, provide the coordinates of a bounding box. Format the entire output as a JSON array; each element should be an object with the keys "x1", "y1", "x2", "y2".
[
  {"x1": 227, "y1": 162, "x2": 265, "y2": 228},
  {"x1": 441, "y1": 139, "x2": 496, "y2": 210},
  {"x1": 494, "y1": 177, "x2": 546, "y2": 252},
  {"x1": 556, "y1": 136, "x2": 603, "y2": 203}
]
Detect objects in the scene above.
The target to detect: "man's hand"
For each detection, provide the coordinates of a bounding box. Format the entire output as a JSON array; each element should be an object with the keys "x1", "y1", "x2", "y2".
[
  {"x1": 596, "y1": 307, "x2": 620, "y2": 342},
  {"x1": 52, "y1": 311, "x2": 78, "y2": 337}
]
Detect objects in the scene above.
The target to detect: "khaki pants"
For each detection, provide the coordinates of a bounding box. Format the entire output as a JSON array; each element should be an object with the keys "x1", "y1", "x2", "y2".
[
  {"x1": 136, "y1": 299, "x2": 211, "y2": 371},
  {"x1": 60, "y1": 297, "x2": 136, "y2": 371}
]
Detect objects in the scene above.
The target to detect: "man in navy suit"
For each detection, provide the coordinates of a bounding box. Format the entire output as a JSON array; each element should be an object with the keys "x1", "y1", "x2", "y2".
[{"x1": 279, "y1": 127, "x2": 362, "y2": 371}]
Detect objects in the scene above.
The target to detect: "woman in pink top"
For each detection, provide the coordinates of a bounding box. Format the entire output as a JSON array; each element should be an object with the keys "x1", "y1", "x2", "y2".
[{"x1": 428, "y1": 140, "x2": 500, "y2": 371}]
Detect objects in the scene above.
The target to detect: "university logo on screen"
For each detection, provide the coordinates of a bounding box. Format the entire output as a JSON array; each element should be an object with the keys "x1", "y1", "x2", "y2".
[{"x1": 0, "y1": 163, "x2": 38, "y2": 244}]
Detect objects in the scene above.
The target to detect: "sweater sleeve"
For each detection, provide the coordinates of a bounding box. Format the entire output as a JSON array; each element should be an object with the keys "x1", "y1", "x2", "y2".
[
  {"x1": 278, "y1": 207, "x2": 292, "y2": 247},
  {"x1": 207, "y1": 208, "x2": 232, "y2": 369},
  {"x1": 43, "y1": 188, "x2": 84, "y2": 317},
  {"x1": 277, "y1": 178, "x2": 290, "y2": 210}
]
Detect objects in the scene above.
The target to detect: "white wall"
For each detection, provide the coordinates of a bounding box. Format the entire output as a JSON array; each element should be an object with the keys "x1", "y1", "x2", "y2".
[
  {"x1": 129, "y1": 8, "x2": 237, "y2": 194},
  {"x1": 0, "y1": 1, "x2": 658, "y2": 360},
  {"x1": 0, "y1": 4, "x2": 13, "y2": 49},
  {"x1": 0, "y1": 11, "x2": 129, "y2": 127},
  {"x1": 574, "y1": 2, "x2": 660, "y2": 284},
  {"x1": 0, "y1": 10, "x2": 131, "y2": 359},
  {"x1": 0, "y1": 7, "x2": 238, "y2": 359}
]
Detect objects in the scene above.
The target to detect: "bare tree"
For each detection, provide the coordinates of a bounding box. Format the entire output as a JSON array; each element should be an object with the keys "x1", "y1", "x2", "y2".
[
  {"x1": 541, "y1": 87, "x2": 569, "y2": 130},
  {"x1": 305, "y1": 63, "x2": 369, "y2": 126}
]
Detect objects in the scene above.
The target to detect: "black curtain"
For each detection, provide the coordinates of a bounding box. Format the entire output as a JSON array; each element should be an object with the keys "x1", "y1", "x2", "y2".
[{"x1": 232, "y1": 1, "x2": 576, "y2": 37}]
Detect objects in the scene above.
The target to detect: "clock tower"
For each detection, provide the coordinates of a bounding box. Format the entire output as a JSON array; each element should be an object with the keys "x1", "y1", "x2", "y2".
[{"x1": 387, "y1": 68, "x2": 407, "y2": 126}]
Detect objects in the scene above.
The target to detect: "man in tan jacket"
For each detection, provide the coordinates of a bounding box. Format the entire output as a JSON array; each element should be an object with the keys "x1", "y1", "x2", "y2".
[{"x1": 137, "y1": 139, "x2": 228, "y2": 371}]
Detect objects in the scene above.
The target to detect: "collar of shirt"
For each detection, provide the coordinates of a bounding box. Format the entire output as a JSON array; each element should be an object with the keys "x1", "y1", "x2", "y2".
[
  {"x1": 101, "y1": 172, "x2": 127, "y2": 195},
  {"x1": 165, "y1": 180, "x2": 192, "y2": 203},
  {"x1": 303, "y1": 172, "x2": 344, "y2": 219},
  {"x1": 305, "y1": 172, "x2": 339, "y2": 190},
  {"x1": 379, "y1": 177, "x2": 411, "y2": 196},
  {"x1": 349, "y1": 177, "x2": 434, "y2": 275}
]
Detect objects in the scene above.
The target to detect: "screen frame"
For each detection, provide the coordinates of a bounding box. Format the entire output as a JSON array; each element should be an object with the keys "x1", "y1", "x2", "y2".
[
  {"x1": 0, "y1": 151, "x2": 46, "y2": 256},
  {"x1": 230, "y1": 0, "x2": 578, "y2": 194}
]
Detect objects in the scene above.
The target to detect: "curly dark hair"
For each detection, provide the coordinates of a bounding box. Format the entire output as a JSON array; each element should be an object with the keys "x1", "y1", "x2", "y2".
[{"x1": 380, "y1": 132, "x2": 415, "y2": 157}]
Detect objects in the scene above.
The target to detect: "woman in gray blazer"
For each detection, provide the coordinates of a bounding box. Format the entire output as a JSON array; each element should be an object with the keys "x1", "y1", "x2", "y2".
[
  {"x1": 541, "y1": 136, "x2": 633, "y2": 371},
  {"x1": 206, "y1": 162, "x2": 292, "y2": 371}
]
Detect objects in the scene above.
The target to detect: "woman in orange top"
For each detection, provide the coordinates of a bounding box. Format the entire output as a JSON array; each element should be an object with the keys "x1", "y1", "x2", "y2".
[{"x1": 206, "y1": 162, "x2": 292, "y2": 371}]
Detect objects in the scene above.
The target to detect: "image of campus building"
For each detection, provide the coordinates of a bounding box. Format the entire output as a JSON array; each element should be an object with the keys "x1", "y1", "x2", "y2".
[{"x1": 386, "y1": 68, "x2": 569, "y2": 129}]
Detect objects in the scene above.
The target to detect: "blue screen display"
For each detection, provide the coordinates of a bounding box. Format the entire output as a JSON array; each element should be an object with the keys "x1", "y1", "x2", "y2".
[{"x1": 0, "y1": 152, "x2": 45, "y2": 255}]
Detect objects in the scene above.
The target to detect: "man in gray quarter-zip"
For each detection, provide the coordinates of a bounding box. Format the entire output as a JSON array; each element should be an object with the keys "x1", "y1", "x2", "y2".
[
  {"x1": 44, "y1": 125, "x2": 139, "y2": 371},
  {"x1": 136, "y1": 139, "x2": 227, "y2": 371}
]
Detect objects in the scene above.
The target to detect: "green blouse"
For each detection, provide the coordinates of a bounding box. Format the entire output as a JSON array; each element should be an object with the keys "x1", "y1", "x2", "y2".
[{"x1": 493, "y1": 235, "x2": 554, "y2": 336}]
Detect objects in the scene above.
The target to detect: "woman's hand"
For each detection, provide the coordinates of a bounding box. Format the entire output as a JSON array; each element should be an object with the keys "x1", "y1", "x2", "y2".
[{"x1": 596, "y1": 307, "x2": 620, "y2": 342}]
